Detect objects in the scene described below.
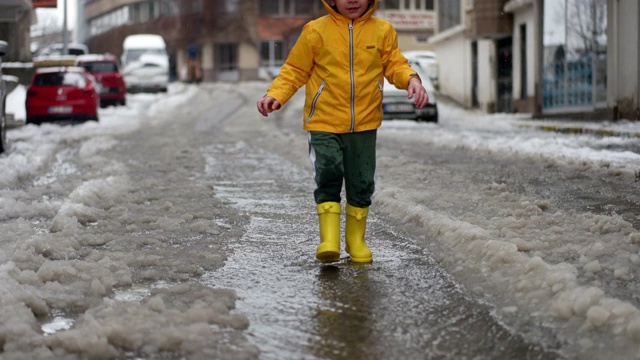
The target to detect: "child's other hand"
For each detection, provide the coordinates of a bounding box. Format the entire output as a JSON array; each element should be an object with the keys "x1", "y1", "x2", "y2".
[
  {"x1": 407, "y1": 77, "x2": 429, "y2": 109},
  {"x1": 257, "y1": 96, "x2": 281, "y2": 117}
]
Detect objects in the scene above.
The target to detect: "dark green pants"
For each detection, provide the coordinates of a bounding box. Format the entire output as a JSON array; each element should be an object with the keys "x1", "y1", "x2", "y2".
[{"x1": 308, "y1": 130, "x2": 377, "y2": 208}]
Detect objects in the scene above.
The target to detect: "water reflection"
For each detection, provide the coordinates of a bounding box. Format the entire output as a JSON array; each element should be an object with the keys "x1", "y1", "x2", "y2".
[{"x1": 312, "y1": 264, "x2": 374, "y2": 359}]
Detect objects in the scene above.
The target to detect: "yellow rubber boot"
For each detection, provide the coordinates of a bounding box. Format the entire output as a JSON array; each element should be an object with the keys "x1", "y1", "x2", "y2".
[
  {"x1": 345, "y1": 204, "x2": 372, "y2": 263},
  {"x1": 316, "y1": 202, "x2": 341, "y2": 263}
]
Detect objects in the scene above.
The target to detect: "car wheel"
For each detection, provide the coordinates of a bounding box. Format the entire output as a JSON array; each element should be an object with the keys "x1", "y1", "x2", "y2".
[
  {"x1": 120, "y1": 99, "x2": 126, "y2": 106},
  {"x1": 26, "y1": 117, "x2": 40, "y2": 126}
]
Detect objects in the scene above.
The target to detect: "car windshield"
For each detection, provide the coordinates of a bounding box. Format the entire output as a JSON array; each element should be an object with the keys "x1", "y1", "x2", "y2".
[
  {"x1": 34, "y1": 72, "x2": 86, "y2": 87},
  {"x1": 80, "y1": 61, "x2": 118, "y2": 73},
  {"x1": 124, "y1": 49, "x2": 165, "y2": 63},
  {"x1": 383, "y1": 60, "x2": 435, "y2": 92}
]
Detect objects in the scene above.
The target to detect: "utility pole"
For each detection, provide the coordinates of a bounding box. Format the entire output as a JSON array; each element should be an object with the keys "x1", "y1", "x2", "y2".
[{"x1": 62, "y1": 0, "x2": 68, "y2": 54}]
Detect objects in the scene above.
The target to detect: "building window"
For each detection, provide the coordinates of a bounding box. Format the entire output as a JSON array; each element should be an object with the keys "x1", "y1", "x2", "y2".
[
  {"x1": 260, "y1": 41, "x2": 284, "y2": 67},
  {"x1": 438, "y1": 0, "x2": 461, "y2": 31},
  {"x1": 293, "y1": 0, "x2": 316, "y2": 15},
  {"x1": 225, "y1": 0, "x2": 239, "y2": 13},
  {"x1": 260, "y1": 0, "x2": 284, "y2": 15},
  {"x1": 216, "y1": 43, "x2": 238, "y2": 71},
  {"x1": 379, "y1": 0, "x2": 433, "y2": 10},
  {"x1": 411, "y1": 0, "x2": 434, "y2": 10},
  {"x1": 381, "y1": 0, "x2": 401, "y2": 10},
  {"x1": 260, "y1": 0, "x2": 319, "y2": 16}
]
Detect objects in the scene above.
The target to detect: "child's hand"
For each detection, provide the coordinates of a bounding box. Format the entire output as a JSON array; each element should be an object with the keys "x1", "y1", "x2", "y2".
[
  {"x1": 407, "y1": 77, "x2": 429, "y2": 109},
  {"x1": 257, "y1": 96, "x2": 281, "y2": 117}
]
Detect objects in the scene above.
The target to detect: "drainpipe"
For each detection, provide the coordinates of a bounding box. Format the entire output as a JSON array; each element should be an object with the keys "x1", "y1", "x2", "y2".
[
  {"x1": 534, "y1": 0, "x2": 544, "y2": 117},
  {"x1": 563, "y1": 0, "x2": 568, "y2": 107},
  {"x1": 611, "y1": 0, "x2": 619, "y2": 118},
  {"x1": 62, "y1": 0, "x2": 68, "y2": 54},
  {"x1": 591, "y1": 0, "x2": 596, "y2": 109}
]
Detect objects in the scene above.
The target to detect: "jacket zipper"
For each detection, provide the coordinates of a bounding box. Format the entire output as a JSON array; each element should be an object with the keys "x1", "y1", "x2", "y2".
[
  {"x1": 349, "y1": 21, "x2": 355, "y2": 133},
  {"x1": 305, "y1": 80, "x2": 325, "y2": 123},
  {"x1": 378, "y1": 80, "x2": 384, "y2": 116}
]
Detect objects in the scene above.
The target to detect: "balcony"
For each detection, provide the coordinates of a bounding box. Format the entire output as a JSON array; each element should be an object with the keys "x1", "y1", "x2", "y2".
[{"x1": 467, "y1": 0, "x2": 513, "y2": 39}]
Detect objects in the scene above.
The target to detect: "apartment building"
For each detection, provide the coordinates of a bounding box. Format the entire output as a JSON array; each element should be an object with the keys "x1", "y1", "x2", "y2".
[
  {"x1": 431, "y1": 0, "x2": 639, "y2": 120},
  {"x1": 81, "y1": 0, "x2": 436, "y2": 83}
]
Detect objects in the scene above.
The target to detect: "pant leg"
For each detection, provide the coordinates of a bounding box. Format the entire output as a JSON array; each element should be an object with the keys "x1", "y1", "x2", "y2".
[
  {"x1": 343, "y1": 130, "x2": 377, "y2": 208},
  {"x1": 308, "y1": 131, "x2": 344, "y2": 204}
]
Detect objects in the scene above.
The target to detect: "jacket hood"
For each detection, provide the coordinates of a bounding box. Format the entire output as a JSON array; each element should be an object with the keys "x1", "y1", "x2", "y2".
[{"x1": 321, "y1": 0, "x2": 378, "y2": 23}]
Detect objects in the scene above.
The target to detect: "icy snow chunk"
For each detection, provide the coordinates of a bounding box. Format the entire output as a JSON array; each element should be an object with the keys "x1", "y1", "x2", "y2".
[
  {"x1": 513, "y1": 238, "x2": 543, "y2": 251},
  {"x1": 630, "y1": 233, "x2": 640, "y2": 244},
  {"x1": 583, "y1": 260, "x2": 602, "y2": 274},
  {"x1": 190, "y1": 220, "x2": 222, "y2": 235},
  {"x1": 45, "y1": 283, "x2": 258, "y2": 358},
  {"x1": 68, "y1": 176, "x2": 131, "y2": 209},
  {"x1": 78, "y1": 136, "x2": 119, "y2": 158},
  {"x1": 586, "y1": 306, "x2": 610, "y2": 328},
  {"x1": 586, "y1": 214, "x2": 634, "y2": 235},
  {"x1": 154, "y1": 216, "x2": 184, "y2": 231},
  {"x1": 614, "y1": 266, "x2": 631, "y2": 280},
  {"x1": 627, "y1": 317, "x2": 640, "y2": 341},
  {"x1": 573, "y1": 288, "x2": 605, "y2": 316}
]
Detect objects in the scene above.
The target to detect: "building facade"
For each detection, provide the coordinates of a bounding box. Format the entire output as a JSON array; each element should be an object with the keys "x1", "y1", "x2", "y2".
[
  {"x1": 0, "y1": 0, "x2": 33, "y2": 62},
  {"x1": 81, "y1": 0, "x2": 436, "y2": 83},
  {"x1": 430, "y1": 0, "x2": 639, "y2": 120}
]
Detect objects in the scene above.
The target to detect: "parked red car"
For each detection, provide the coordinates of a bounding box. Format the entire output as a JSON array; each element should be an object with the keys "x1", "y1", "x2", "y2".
[
  {"x1": 76, "y1": 54, "x2": 127, "y2": 107},
  {"x1": 26, "y1": 67, "x2": 100, "y2": 124}
]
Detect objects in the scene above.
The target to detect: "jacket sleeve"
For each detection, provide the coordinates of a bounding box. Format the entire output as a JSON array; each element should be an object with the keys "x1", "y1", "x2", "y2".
[
  {"x1": 380, "y1": 25, "x2": 418, "y2": 90},
  {"x1": 266, "y1": 24, "x2": 316, "y2": 106}
]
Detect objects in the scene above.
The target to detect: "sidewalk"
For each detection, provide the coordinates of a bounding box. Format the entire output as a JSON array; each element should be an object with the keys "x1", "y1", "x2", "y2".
[
  {"x1": 519, "y1": 121, "x2": 640, "y2": 138},
  {"x1": 438, "y1": 94, "x2": 640, "y2": 139}
]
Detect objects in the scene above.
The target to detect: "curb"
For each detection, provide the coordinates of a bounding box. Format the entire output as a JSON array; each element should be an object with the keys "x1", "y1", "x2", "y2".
[{"x1": 521, "y1": 124, "x2": 640, "y2": 139}]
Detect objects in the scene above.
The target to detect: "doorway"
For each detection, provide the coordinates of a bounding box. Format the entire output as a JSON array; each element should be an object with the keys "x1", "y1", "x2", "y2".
[{"x1": 496, "y1": 37, "x2": 513, "y2": 113}]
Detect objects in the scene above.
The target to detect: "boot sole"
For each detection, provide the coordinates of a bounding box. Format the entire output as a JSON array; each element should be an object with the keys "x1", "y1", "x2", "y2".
[
  {"x1": 316, "y1": 250, "x2": 340, "y2": 263},
  {"x1": 349, "y1": 255, "x2": 372, "y2": 263}
]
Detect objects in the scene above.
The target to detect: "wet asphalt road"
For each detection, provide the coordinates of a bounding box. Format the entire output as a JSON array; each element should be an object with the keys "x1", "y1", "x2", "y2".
[
  {"x1": 199, "y1": 138, "x2": 559, "y2": 360},
  {"x1": 193, "y1": 85, "x2": 562, "y2": 359}
]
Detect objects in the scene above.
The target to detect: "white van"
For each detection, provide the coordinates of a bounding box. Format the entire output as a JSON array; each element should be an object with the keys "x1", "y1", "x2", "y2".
[{"x1": 121, "y1": 34, "x2": 169, "y2": 92}]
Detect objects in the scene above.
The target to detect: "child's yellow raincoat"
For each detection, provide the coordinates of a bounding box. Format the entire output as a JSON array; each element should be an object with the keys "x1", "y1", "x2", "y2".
[{"x1": 266, "y1": 0, "x2": 418, "y2": 134}]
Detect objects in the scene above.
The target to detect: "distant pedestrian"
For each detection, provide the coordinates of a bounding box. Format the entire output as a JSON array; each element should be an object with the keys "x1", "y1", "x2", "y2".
[
  {"x1": 256, "y1": 0, "x2": 428, "y2": 263},
  {"x1": 186, "y1": 43, "x2": 202, "y2": 83}
]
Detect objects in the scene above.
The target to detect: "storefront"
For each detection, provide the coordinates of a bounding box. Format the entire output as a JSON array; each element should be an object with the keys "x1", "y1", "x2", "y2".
[{"x1": 541, "y1": 0, "x2": 607, "y2": 113}]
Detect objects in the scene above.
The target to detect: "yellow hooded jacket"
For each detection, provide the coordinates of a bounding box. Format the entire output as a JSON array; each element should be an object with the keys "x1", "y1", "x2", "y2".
[{"x1": 265, "y1": 0, "x2": 419, "y2": 134}]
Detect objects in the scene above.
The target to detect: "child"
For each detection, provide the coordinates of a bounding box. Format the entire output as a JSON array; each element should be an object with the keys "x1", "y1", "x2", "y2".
[{"x1": 256, "y1": 0, "x2": 428, "y2": 263}]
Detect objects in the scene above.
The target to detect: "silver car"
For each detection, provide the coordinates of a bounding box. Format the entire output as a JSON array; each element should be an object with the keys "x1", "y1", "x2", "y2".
[
  {"x1": 382, "y1": 58, "x2": 438, "y2": 122},
  {"x1": 0, "y1": 40, "x2": 8, "y2": 153}
]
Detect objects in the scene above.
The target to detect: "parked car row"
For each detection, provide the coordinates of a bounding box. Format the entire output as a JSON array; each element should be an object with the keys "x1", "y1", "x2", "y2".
[{"x1": 24, "y1": 52, "x2": 128, "y2": 126}]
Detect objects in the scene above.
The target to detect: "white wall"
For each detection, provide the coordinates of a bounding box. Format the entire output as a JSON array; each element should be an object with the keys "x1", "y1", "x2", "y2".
[
  {"x1": 476, "y1": 39, "x2": 496, "y2": 112},
  {"x1": 607, "y1": 0, "x2": 639, "y2": 113},
  {"x1": 510, "y1": 6, "x2": 536, "y2": 100},
  {"x1": 430, "y1": 26, "x2": 472, "y2": 107}
]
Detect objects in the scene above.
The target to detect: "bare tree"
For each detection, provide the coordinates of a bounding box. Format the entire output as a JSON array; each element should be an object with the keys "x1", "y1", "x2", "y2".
[
  {"x1": 30, "y1": 10, "x2": 63, "y2": 55},
  {"x1": 565, "y1": 0, "x2": 607, "y2": 55}
]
